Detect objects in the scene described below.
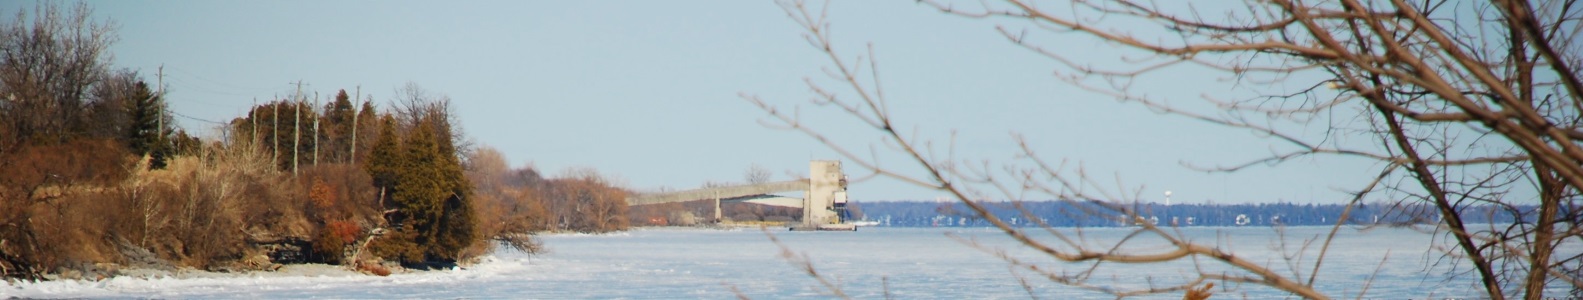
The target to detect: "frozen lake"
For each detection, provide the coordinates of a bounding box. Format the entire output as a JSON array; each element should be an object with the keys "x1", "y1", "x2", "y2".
[{"x1": 3, "y1": 226, "x2": 1560, "y2": 298}]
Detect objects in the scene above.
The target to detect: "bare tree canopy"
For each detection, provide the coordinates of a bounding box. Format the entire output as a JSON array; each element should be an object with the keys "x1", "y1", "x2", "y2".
[
  {"x1": 745, "y1": 163, "x2": 773, "y2": 185},
  {"x1": 751, "y1": 0, "x2": 1582, "y2": 298},
  {"x1": 0, "y1": 1, "x2": 117, "y2": 147}
]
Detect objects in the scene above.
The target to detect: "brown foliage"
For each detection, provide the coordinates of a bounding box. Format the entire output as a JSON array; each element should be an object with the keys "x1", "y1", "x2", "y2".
[
  {"x1": 144, "y1": 153, "x2": 256, "y2": 268},
  {"x1": 628, "y1": 202, "x2": 682, "y2": 226},
  {"x1": 1, "y1": 141, "x2": 281, "y2": 276},
  {"x1": 541, "y1": 170, "x2": 629, "y2": 233},
  {"x1": 313, "y1": 220, "x2": 360, "y2": 264},
  {"x1": 465, "y1": 146, "x2": 631, "y2": 257},
  {"x1": 1183, "y1": 282, "x2": 1214, "y2": 300},
  {"x1": 465, "y1": 147, "x2": 547, "y2": 254},
  {"x1": 0, "y1": 139, "x2": 131, "y2": 278},
  {"x1": 309, "y1": 179, "x2": 336, "y2": 212},
  {"x1": 298, "y1": 164, "x2": 377, "y2": 224},
  {"x1": 0, "y1": 1, "x2": 116, "y2": 147},
  {"x1": 296, "y1": 164, "x2": 377, "y2": 265},
  {"x1": 0, "y1": 139, "x2": 130, "y2": 198}
]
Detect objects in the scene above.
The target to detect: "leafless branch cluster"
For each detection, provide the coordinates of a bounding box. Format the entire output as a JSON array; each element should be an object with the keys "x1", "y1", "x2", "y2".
[{"x1": 750, "y1": 0, "x2": 1582, "y2": 298}]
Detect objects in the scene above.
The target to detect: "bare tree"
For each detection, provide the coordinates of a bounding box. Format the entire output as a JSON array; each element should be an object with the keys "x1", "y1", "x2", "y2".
[
  {"x1": 391, "y1": 82, "x2": 471, "y2": 158},
  {"x1": 0, "y1": 1, "x2": 116, "y2": 148},
  {"x1": 744, "y1": 164, "x2": 773, "y2": 185},
  {"x1": 749, "y1": 0, "x2": 1582, "y2": 299}
]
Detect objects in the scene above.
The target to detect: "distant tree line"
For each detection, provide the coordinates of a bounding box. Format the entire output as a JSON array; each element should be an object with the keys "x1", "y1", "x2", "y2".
[
  {"x1": 853, "y1": 201, "x2": 1537, "y2": 227},
  {"x1": 467, "y1": 146, "x2": 631, "y2": 237}
]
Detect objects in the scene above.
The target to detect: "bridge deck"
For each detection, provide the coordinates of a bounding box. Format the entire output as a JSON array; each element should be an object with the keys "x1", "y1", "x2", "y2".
[{"x1": 627, "y1": 179, "x2": 808, "y2": 206}]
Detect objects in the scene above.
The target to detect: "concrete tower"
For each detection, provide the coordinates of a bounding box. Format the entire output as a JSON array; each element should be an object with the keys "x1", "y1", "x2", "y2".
[{"x1": 805, "y1": 160, "x2": 847, "y2": 226}]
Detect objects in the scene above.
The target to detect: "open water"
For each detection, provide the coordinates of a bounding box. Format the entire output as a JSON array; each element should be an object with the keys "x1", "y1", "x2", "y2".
[{"x1": 5, "y1": 226, "x2": 1575, "y2": 299}]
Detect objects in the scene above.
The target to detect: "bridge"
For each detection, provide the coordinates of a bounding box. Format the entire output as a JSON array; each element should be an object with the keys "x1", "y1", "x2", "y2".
[
  {"x1": 626, "y1": 179, "x2": 807, "y2": 207},
  {"x1": 626, "y1": 160, "x2": 853, "y2": 230}
]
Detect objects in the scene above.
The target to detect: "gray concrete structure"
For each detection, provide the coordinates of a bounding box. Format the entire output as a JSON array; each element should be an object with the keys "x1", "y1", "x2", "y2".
[
  {"x1": 803, "y1": 160, "x2": 846, "y2": 227},
  {"x1": 625, "y1": 180, "x2": 808, "y2": 206},
  {"x1": 625, "y1": 160, "x2": 849, "y2": 228}
]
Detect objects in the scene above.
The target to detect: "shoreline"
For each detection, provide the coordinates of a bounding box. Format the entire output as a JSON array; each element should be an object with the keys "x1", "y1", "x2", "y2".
[{"x1": 3, "y1": 254, "x2": 530, "y2": 298}]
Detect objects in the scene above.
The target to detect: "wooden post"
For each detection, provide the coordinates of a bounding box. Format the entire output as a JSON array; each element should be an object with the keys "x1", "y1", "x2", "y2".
[
  {"x1": 313, "y1": 91, "x2": 320, "y2": 166},
  {"x1": 350, "y1": 86, "x2": 360, "y2": 164},
  {"x1": 250, "y1": 98, "x2": 257, "y2": 147},
  {"x1": 272, "y1": 97, "x2": 279, "y2": 165},
  {"x1": 292, "y1": 81, "x2": 302, "y2": 176}
]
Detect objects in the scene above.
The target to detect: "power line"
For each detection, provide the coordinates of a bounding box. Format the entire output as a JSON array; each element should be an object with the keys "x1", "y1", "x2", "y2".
[
  {"x1": 164, "y1": 65, "x2": 283, "y2": 93},
  {"x1": 169, "y1": 110, "x2": 227, "y2": 125},
  {"x1": 164, "y1": 74, "x2": 285, "y2": 98}
]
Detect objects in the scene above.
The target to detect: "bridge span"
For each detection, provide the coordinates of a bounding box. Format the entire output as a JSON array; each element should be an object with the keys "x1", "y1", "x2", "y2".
[
  {"x1": 626, "y1": 160, "x2": 852, "y2": 230},
  {"x1": 626, "y1": 179, "x2": 808, "y2": 207}
]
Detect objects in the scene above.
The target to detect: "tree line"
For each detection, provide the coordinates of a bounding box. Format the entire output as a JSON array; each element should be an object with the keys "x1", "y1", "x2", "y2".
[
  {"x1": 0, "y1": 2, "x2": 630, "y2": 280},
  {"x1": 852, "y1": 200, "x2": 1537, "y2": 227}
]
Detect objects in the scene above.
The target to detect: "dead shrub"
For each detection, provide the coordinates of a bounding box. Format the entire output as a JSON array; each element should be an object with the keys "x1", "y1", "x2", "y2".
[
  {"x1": 133, "y1": 143, "x2": 301, "y2": 269},
  {"x1": 299, "y1": 164, "x2": 377, "y2": 265},
  {"x1": 298, "y1": 166, "x2": 372, "y2": 213},
  {"x1": 0, "y1": 139, "x2": 133, "y2": 279},
  {"x1": 1183, "y1": 282, "x2": 1214, "y2": 300},
  {"x1": 312, "y1": 219, "x2": 361, "y2": 264},
  {"x1": 144, "y1": 155, "x2": 247, "y2": 268}
]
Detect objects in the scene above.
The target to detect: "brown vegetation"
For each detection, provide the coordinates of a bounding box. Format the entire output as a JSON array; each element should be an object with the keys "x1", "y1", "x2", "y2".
[
  {"x1": 0, "y1": 1, "x2": 635, "y2": 281},
  {"x1": 0, "y1": 139, "x2": 132, "y2": 278},
  {"x1": 1183, "y1": 282, "x2": 1214, "y2": 300},
  {"x1": 468, "y1": 147, "x2": 632, "y2": 238}
]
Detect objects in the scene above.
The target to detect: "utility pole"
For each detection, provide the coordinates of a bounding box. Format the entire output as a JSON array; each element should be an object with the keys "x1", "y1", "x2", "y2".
[
  {"x1": 313, "y1": 91, "x2": 320, "y2": 166},
  {"x1": 350, "y1": 85, "x2": 360, "y2": 165},
  {"x1": 250, "y1": 98, "x2": 257, "y2": 147},
  {"x1": 272, "y1": 95, "x2": 279, "y2": 165},
  {"x1": 156, "y1": 65, "x2": 164, "y2": 150},
  {"x1": 293, "y1": 81, "x2": 302, "y2": 176}
]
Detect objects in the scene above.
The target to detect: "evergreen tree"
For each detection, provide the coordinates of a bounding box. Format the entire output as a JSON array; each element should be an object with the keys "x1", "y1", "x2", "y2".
[
  {"x1": 365, "y1": 114, "x2": 424, "y2": 264},
  {"x1": 121, "y1": 81, "x2": 172, "y2": 169},
  {"x1": 429, "y1": 116, "x2": 477, "y2": 261},
  {"x1": 353, "y1": 101, "x2": 378, "y2": 164},
  {"x1": 323, "y1": 90, "x2": 355, "y2": 162},
  {"x1": 391, "y1": 119, "x2": 448, "y2": 263},
  {"x1": 365, "y1": 115, "x2": 401, "y2": 204},
  {"x1": 363, "y1": 97, "x2": 480, "y2": 265}
]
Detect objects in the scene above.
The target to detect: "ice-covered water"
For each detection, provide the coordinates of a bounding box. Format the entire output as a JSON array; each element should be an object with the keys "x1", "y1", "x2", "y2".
[{"x1": 4, "y1": 226, "x2": 1570, "y2": 298}]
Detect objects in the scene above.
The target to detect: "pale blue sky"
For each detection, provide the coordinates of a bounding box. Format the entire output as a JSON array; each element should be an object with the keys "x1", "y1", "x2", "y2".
[{"x1": 8, "y1": 1, "x2": 1383, "y2": 204}]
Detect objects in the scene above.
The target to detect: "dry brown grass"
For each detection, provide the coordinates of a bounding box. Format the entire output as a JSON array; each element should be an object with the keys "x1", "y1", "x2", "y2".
[
  {"x1": 0, "y1": 139, "x2": 133, "y2": 278},
  {"x1": 1183, "y1": 282, "x2": 1214, "y2": 300}
]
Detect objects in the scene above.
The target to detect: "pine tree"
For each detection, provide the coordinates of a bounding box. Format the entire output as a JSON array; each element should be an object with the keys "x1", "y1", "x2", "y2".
[
  {"x1": 429, "y1": 116, "x2": 477, "y2": 261},
  {"x1": 364, "y1": 104, "x2": 481, "y2": 265},
  {"x1": 353, "y1": 101, "x2": 378, "y2": 163},
  {"x1": 392, "y1": 119, "x2": 449, "y2": 263},
  {"x1": 122, "y1": 81, "x2": 172, "y2": 169},
  {"x1": 323, "y1": 90, "x2": 355, "y2": 162},
  {"x1": 365, "y1": 115, "x2": 401, "y2": 206},
  {"x1": 365, "y1": 114, "x2": 424, "y2": 265}
]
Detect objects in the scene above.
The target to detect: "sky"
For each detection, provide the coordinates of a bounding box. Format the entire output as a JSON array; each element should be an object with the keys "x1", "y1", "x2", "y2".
[{"x1": 5, "y1": 1, "x2": 1386, "y2": 204}]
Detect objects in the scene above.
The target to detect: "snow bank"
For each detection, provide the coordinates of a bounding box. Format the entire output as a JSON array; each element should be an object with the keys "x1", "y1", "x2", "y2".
[{"x1": 1, "y1": 254, "x2": 535, "y2": 299}]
